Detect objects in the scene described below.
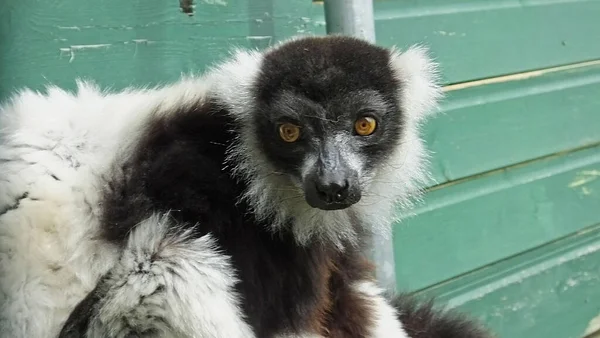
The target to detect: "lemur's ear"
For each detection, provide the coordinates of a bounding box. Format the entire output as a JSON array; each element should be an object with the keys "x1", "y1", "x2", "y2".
[
  {"x1": 205, "y1": 49, "x2": 263, "y2": 117},
  {"x1": 388, "y1": 45, "x2": 443, "y2": 124}
]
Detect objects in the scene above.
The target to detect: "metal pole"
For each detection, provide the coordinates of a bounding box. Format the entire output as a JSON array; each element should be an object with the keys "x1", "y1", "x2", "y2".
[
  {"x1": 324, "y1": 0, "x2": 376, "y2": 43},
  {"x1": 323, "y1": 0, "x2": 397, "y2": 292}
]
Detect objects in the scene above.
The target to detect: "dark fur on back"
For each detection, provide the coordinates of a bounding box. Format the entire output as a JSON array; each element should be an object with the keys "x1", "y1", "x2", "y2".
[{"x1": 390, "y1": 293, "x2": 493, "y2": 338}]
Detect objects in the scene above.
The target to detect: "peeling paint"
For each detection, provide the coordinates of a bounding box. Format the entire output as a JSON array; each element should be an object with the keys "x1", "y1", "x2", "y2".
[
  {"x1": 131, "y1": 39, "x2": 155, "y2": 57},
  {"x1": 201, "y1": 0, "x2": 227, "y2": 5},
  {"x1": 566, "y1": 277, "x2": 578, "y2": 287},
  {"x1": 434, "y1": 30, "x2": 465, "y2": 37},
  {"x1": 59, "y1": 44, "x2": 111, "y2": 63},
  {"x1": 58, "y1": 40, "x2": 157, "y2": 63},
  {"x1": 57, "y1": 26, "x2": 81, "y2": 30},
  {"x1": 508, "y1": 301, "x2": 527, "y2": 312},
  {"x1": 569, "y1": 169, "x2": 600, "y2": 188},
  {"x1": 582, "y1": 170, "x2": 600, "y2": 176},
  {"x1": 246, "y1": 35, "x2": 272, "y2": 41},
  {"x1": 132, "y1": 39, "x2": 154, "y2": 44},
  {"x1": 582, "y1": 186, "x2": 593, "y2": 195},
  {"x1": 57, "y1": 25, "x2": 101, "y2": 30},
  {"x1": 71, "y1": 44, "x2": 112, "y2": 50}
]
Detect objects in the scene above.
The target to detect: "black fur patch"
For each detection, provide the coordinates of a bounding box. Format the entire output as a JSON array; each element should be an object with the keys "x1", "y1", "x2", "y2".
[
  {"x1": 58, "y1": 275, "x2": 107, "y2": 338},
  {"x1": 100, "y1": 101, "x2": 238, "y2": 243},
  {"x1": 256, "y1": 36, "x2": 399, "y2": 106},
  {"x1": 0, "y1": 192, "x2": 29, "y2": 217},
  {"x1": 390, "y1": 293, "x2": 493, "y2": 338}
]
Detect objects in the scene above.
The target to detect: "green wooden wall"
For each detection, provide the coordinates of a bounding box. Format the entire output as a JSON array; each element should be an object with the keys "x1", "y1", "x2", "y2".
[
  {"x1": 2, "y1": 1, "x2": 599, "y2": 337},
  {"x1": 381, "y1": 1, "x2": 600, "y2": 337}
]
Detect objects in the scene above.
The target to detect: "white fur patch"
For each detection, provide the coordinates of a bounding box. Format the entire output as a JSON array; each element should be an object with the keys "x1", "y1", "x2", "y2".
[
  {"x1": 353, "y1": 44, "x2": 443, "y2": 239},
  {"x1": 0, "y1": 79, "x2": 211, "y2": 337},
  {"x1": 354, "y1": 281, "x2": 411, "y2": 338},
  {"x1": 85, "y1": 213, "x2": 255, "y2": 338},
  {"x1": 206, "y1": 36, "x2": 442, "y2": 249},
  {"x1": 388, "y1": 45, "x2": 443, "y2": 126}
]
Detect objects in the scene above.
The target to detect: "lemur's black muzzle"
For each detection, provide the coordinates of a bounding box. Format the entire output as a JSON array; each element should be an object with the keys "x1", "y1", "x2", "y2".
[{"x1": 303, "y1": 142, "x2": 362, "y2": 210}]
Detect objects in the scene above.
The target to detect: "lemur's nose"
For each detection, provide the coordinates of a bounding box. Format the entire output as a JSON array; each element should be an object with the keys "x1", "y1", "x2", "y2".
[
  {"x1": 315, "y1": 178, "x2": 349, "y2": 203},
  {"x1": 303, "y1": 167, "x2": 360, "y2": 211},
  {"x1": 303, "y1": 139, "x2": 362, "y2": 210}
]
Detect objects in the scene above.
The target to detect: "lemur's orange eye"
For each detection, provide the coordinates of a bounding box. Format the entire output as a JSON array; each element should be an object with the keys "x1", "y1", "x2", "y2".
[
  {"x1": 279, "y1": 123, "x2": 301, "y2": 142},
  {"x1": 354, "y1": 117, "x2": 377, "y2": 136}
]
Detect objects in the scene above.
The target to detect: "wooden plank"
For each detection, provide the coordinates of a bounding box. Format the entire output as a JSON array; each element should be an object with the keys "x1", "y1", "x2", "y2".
[
  {"x1": 416, "y1": 223, "x2": 600, "y2": 338},
  {"x1": 393, "y1": 144, "x2": 600, "y2": 291},
  {"x1": 0, "y1": 0, "x2": 325, "y2": 100},
  {"x1": 373, "y1": 0, "x2": 600, "y2": 84},
  {"x1": 424, "y1": 62, "x2": 600, "y2": 186}
]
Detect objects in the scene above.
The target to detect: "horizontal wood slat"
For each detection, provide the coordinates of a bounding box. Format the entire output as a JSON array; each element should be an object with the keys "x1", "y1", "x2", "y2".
[
  {"x1": 393, "y1": 144, "x2": 600, "y2": 291},
  {"x1": 424, "y1": 62, "x2": 600, "y2": 186},
  {"x1": 374, "y1": 0, "x2": 600, "y2": 84},
  {"x1": 419, "y1": 223, "x2": 600, "y2": 338}
]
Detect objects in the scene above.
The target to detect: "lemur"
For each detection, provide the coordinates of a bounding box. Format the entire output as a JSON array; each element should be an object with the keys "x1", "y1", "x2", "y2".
[{"x1": 0, "y1": 35, "x2": 492, "y2": 338}]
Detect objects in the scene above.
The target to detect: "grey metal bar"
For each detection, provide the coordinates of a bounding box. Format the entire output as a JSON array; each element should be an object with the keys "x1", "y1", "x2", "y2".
[
  {"x1": 323, "y1": 0, "x2": 397, "y2": 291},
  {"x1": 323, "y1": 0, "x2": 376, "y2": 42}
]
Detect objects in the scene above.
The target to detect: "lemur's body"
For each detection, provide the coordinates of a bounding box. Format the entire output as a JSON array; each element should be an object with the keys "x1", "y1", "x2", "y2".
[{"x1": 0, "y1": 36, "x2": 491, "y2": 338}]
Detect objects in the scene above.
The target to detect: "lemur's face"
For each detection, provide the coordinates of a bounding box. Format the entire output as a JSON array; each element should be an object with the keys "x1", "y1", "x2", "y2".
[
  {"x1": 211, "y1": 35, "x2": 439, "y2": 242},
  {"x1": 251, "y1": 38, "x2": 404, "y2": 211}
]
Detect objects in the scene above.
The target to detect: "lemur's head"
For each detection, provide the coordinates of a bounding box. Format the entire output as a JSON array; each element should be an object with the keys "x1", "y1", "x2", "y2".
[{"x1": 208, "y1": 35, "x2": 442, "y2": 248}]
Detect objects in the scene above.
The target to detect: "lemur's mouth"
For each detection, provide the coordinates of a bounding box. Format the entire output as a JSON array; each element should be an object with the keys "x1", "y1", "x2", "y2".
[{"x1": 307, "y1": 199, "x2": 358, "y2": 211}]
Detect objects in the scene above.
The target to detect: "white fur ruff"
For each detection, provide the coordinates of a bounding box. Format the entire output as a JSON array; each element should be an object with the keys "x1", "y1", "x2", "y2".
[
  {"x1": 354, "y1": 281, "x2": 411, "y2": 338},
  {"x1": 84, "y1": 213, "x2": 254, "y2": 338},
  {"x1": 0, "y1": 79, "x2": 211, "y2": 337}
]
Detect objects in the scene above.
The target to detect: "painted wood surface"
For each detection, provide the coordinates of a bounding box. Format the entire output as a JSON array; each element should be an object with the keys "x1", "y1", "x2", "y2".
[
  {"x1": 424, "y1": 62, "x2": 600, "y2": 186},
  {"x1": 373, "y1": 0, "x2": 600, "y2": 84},
  {"x1": 393, "y1": 144, "x2": 600, "y2": 292},
  {"x1": 420, "y1": 222, "x2": 600, "y2": 338},
  {"x1": 0, "y1": 0, "x2": 325, "y2": 100}
]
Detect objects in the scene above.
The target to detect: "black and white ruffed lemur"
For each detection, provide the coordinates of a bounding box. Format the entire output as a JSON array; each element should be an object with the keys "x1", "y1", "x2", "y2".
[{"x1": 0, "y1": 35, "x2": 493, "y2": 338}]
